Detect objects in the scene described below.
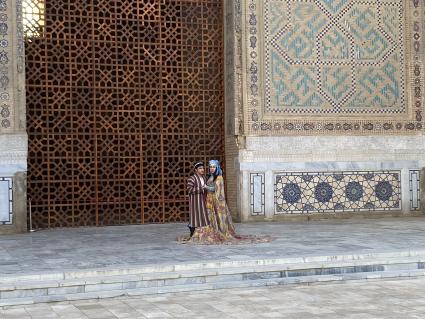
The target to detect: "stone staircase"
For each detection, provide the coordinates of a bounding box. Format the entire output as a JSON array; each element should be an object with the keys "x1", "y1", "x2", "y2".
[{"x1": 1, "y1": 250, "x2": 425, "y2": 307}]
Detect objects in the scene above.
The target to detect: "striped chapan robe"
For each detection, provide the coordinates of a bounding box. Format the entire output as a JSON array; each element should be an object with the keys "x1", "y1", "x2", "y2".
[{"x1": 187, "y1": 174, "x2": 209, "y2": 228}]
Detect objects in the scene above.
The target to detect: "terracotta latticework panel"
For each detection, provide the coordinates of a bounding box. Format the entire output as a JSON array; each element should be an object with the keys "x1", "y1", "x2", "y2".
[{"x1": 25, "y1": 0, "x2": 224, "y2": 228}]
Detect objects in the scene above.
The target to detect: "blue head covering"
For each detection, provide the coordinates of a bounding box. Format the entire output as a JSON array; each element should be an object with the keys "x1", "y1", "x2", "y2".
[{"x1": 208, "y1": 159, "x2": 222, "y2": 176}]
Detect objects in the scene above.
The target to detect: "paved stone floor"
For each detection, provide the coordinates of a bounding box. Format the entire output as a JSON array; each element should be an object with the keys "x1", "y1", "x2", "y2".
[
  {"x1": 1, "y1": 217, "x2": 425, "y2": 275},
  {"x1": 1, "y1": 278, "x2": 424, "y2": 318}
]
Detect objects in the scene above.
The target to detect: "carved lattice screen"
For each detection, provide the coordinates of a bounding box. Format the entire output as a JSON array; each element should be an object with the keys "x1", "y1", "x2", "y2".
[{"x1": 25, "y1": 0, "x2": 224, "y2": 228}]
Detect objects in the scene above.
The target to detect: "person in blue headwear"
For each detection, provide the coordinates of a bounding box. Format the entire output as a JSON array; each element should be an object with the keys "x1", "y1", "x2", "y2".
[
  {"x1": 181, "y1": 159, "x2": 231, "y2": 244},
  {"x1": 182, "y1": 160, "x2": 271, "y2": 244},
  {"x1": 204, "y1": 159, "x2": 236, "y2": 238}
]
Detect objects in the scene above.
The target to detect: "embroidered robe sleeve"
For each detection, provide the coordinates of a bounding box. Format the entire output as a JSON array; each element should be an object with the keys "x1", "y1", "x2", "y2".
[{"x1": 215, "y1": 176, "x2": 226, "y2": 202}]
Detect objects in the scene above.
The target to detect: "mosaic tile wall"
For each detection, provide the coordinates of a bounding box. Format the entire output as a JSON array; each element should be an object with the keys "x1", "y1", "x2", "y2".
[
  {"x1": 245, "y1": 0, "x2": 424, "y2": 135},
  {"x1": 274, "y1": 171, "x2": 401, "y2": 214}
]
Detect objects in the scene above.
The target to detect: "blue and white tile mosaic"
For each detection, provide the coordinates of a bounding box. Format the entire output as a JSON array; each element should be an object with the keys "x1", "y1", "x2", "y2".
[
  {"x1": 275, "y1": 171, "x2": 401, "y2": 214},
  {"x1": 246, "y1": 0, "x2": 424, "y2": 134},
  {"x1": 264, "y1": 0, "x2": 406, "y2": 115}
]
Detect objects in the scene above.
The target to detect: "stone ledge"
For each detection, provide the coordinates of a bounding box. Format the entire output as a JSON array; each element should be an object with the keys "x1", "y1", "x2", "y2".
[
  {"x1": 1, "y1": 268, "x2": 425, "y2": 307},
  {"x1": 2, "y1": 250, "x2": 425, "y2": 285},
  {"x1": 1, "y1": 252, "x2": 425, "y2": 307}
]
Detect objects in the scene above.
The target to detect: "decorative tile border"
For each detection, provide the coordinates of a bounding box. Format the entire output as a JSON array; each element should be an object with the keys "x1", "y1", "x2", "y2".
[
  {"x1": 235, "y1": 0, "x2": 245, "y2": 136},
  {"x1": 245, "y1": 0, "x2": 424, "y2": 135},
  {"x1": 250, "y1": 173, "x2": 265, "y2": 215},
  {"x1": 275, "y1": 171, "x2": 401, "y2": 214},
  {"x1": 0, "y1": 176, "x2": 13, "y2": 224},
  {"x1": 0, "y1": 0, "x2": 10, "y2": 130},
  {"x1": 409, "y1": 169, "x2": 421, "y2": 211},
  {"x1": 16, "y1": 0, "x2": 24, "y2": 74}
]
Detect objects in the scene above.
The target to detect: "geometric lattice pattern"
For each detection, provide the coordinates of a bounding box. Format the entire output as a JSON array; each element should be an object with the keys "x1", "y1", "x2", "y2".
[
  {"x1": 25, "y1": 0, "x2": 224, "y2": 228},
  {"x1": 22, "y1": 0, "x2": 45, "y2": 38},
  {"x1": 275, "y1": 171, "x2": 401, "y2": 214},
  {"x1": 246, "y1": 0, "x2": 424, "y2": 134},
  {"x1": 266, "y1": 0, "x2": 405, "y2": 114}
]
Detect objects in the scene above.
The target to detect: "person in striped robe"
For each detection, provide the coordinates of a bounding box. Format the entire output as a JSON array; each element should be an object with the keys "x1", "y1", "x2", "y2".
[
  {"x1": 182, "y1": 161, "x2": 271, "y2": 244},
  {"x1": 187, "y1": 162, "x2": 209, "y2": 237}
]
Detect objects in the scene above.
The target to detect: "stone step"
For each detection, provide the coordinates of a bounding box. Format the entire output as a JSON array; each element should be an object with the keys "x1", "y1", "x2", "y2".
[
  {"x1": 1, "y1": 253, "x2": 425, "y2": 307},
  {"x1": 1, "y1": 256, "x2": 423, "y2": 290},
  {"x1": 1, "y1": 268, "x2": 425, "y2": 307},
  {"x1": 2, "y1": 250, "x2": 425, "y2": 284}
]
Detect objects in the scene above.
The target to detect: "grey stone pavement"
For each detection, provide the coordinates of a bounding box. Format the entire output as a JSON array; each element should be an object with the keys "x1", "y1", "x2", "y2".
[
  {"x1": 1, "y1": 277, "x2": 424, "y2": 318},
  {"x1": 1, "y1": 217, "x2": 425, "y2": 276}
]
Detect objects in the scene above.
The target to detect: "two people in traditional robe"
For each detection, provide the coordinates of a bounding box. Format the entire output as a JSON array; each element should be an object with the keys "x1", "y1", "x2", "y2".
[
  {"x1": 184, "y1": 160, "x2": 271, "y2": 244},
  {"x1": 185, "y1": 160, "x2": 241, "y2": 244}
]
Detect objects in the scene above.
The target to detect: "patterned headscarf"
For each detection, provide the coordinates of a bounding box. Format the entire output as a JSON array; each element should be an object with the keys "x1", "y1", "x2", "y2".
[{"x1": 208, "y1": 159, "x2": 223, "y2": 176}]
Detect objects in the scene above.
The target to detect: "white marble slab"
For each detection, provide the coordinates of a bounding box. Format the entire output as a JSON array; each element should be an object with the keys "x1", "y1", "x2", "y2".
[
  {"x1": 240, "y1": 136, "x2": 425, "y2": 163},
  {"x1": 252, "y1": 174, "x2": 263, "y2": 214},
  {"x1": 0, "y1": 134, "x2": 27, "y2": 169},
  {"x1": 0, "y1": 179, "x2": 11, "y2": 223},
  {"x1": 240, "y1": 160, "x2": 422, "y2": 171}
]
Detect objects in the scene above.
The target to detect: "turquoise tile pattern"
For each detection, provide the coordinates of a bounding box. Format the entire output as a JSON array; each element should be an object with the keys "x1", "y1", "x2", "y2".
[
  {"x1": 266, "y1": 0, "x2": 403, "y2": 114},
  {"x1": 246, "y1": 0, "x2": 424, "y2": 134}
]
